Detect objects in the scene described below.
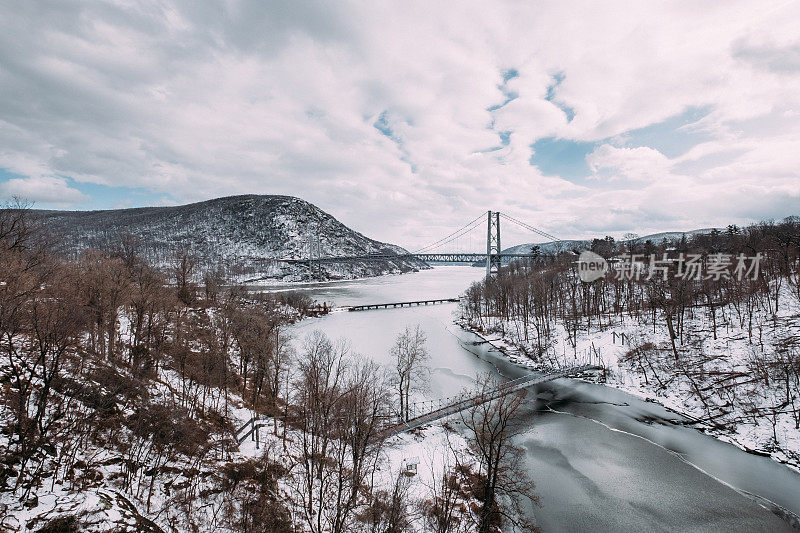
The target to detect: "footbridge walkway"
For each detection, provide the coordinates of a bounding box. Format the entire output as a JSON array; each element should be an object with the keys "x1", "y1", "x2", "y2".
[
  {"x1": 235, "y1": 364, "x2": 601, "y2": 446},
  {"x1": 377, "y1": 364, "x2": 601, "y2": 439}
]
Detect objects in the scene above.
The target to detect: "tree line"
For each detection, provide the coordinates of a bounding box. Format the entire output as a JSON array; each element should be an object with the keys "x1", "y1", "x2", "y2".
[
  {"x1": 461, "y1": 218, "x2": 800, "y2": 456},
  {"x1": 1, "y1": 201, "x2": 538, "y2": 532}
]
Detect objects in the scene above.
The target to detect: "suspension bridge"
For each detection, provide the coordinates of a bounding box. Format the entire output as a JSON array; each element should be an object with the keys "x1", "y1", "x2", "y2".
[
  {"x1": 235, "y1": 364, "x2": 602, "y2": 446},
  {"x1": 273, "y1": 210, "x2": 560, "y2": 280},
  {"x1": 377, "y1": 363, "x2": 601, "y2": 439},
  {"x1": 232, "y1": 213, "x2": 578, "y2": 446}
]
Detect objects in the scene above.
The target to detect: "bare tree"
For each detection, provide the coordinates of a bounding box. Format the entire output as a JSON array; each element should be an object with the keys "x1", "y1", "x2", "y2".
[
  {"x1": 421, "y1": 432, "x2": 471, "y2": 533},
  {"x1": 217, "y1": 444, "x2": 292, "y2": 532},
  {"x1": 78, "y1": 251, "x2": 131, "y2": 360},
  {"x1": 203, "y1": 266, "x2": 226, "y2": 303},
  {"x1": 173, "y1": 248, "x2": 197, "y2": 305},
  {"x1": 460, "y1": 375, "x2": 539, "y2": 533},
  {"x1": 5, "y1": 264, "x2": 87, "y2": 493},
  {"x1": 364, "y1": 471, "x2": 413, "y2": 533},
  {"x1": 392, "y1": 325, "x2": 429, "y2": 421},
  {"x1": 291, "y1": 331, "x2": 390, "y2": 533}
]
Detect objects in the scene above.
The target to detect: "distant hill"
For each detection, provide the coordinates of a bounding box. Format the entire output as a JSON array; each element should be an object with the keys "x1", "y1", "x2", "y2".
[
  {"x1": 500, "y1": 239, "x2": 589, "y2": 257},
  {"x1": 481, "y1": 228, "x2": 719, "y2": 266},
  {"x1": 30, "y1": 195, "x2": 428, "y2": 282},
  {"x1": 628, "y1": 228, "x2": 716, "y2": 244}
]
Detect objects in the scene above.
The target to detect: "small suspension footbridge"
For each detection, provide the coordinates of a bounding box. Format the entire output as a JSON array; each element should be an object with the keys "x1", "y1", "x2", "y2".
[
  {"x1": 235, "y1": 364, "x2": 602, "y2": 446},
  {"x1": 377, "y1": 364, "x2": 601, "y2": 439}
]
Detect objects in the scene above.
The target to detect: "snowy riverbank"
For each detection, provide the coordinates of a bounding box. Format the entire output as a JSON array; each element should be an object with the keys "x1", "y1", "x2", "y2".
[{"x1": 456, "y1": 304, "x2": 800, "y2": 474}]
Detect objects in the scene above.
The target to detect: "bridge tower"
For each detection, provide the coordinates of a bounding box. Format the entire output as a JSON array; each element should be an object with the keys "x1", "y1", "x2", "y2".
[{"x1": 486, "y1": 210, "x2": 501, "y2": 279}]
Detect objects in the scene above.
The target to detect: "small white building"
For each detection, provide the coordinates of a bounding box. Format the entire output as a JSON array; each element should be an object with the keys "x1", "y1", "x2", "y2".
[{"x1": 401, "y1": 456, "x2": 419, "y2": 475}]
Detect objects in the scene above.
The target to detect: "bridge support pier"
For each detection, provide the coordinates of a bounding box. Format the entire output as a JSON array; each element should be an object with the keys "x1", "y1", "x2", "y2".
[{"x1": 486, "y1": 210, "x2": 501, "y2": 279}]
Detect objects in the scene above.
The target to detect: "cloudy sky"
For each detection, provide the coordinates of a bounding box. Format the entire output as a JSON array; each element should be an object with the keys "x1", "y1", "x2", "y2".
[{"x1": 1, "y1": 1, "x2": 799, "y2": 249}]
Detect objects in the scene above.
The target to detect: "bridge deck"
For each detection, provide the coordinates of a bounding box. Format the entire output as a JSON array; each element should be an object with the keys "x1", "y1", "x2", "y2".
[
  {"x1": 347, "y1": 298, "x2": 459, "y2": 311},
  {"x1": 235, "y1": 364, "x2": 601, "y2": 446},
  {"x1": 266, "y1": 253, "x2": 540, "y2": 264},
  {"x1": 377, "y1": 364, "x2": 600, "y2": 439}
]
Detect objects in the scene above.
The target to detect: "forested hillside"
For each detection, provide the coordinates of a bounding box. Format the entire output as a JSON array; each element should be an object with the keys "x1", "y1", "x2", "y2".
[
  {"x1": 30, "y1": 195, "x2": 427, "y2": 282},
  {"x1": 0, "y1": 205, "x2": 533, "y2": 532}
]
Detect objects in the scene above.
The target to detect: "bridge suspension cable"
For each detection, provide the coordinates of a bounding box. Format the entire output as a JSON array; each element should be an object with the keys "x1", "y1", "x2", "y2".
[
  {"x1": 413, "y1": 212, "x2": 487, "y2": 253},
  {"x1": 271, "y1": 210, "x2": 560, "y2": 272},
  {"x1": 499, "y1": 212, "x2": 560, "y2": 242}
]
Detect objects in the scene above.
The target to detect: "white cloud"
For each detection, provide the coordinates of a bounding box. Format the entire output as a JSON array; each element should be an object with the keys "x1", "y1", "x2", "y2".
[
  {"x1": 0, "y1": 176, "x2": 88, "y2": 208},
  {"x1": 0, "y1": 0, "x2": 799, "y2": 246},
  {"x1": 587, "y1": 145, "x2": 671, "y2": 182}
]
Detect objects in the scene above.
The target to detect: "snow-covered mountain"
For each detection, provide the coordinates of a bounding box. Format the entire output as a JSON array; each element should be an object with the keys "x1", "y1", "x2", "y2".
[{"x1": 31, "y1": 195, "x2": 427, "y2": 282}]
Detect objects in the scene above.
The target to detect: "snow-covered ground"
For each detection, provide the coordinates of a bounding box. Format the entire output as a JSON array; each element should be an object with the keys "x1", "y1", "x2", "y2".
[
  {"x1": 0, "y1": 362, "x2": 477, "y2": 533},
  {"x1": 12, "y1": 276, "x2": 797, "y2": 530},
  {"x1": 458, "y1": 293, "x2": 800, "y2": 473}
]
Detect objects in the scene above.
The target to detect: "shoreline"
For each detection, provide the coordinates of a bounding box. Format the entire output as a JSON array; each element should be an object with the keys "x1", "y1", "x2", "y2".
[
  {"x1": 456, "y1": 319, "x2": 800, "y2": 475},
  {"x1": 290, "y1": 286, "x2": 800, "y2": 476},
  {"x1": 456, "y1": 319, "x2": 800, "y2": 529},
  {"x1": 238, "y1": 264, "x2": 439, "y2": 288},
  {"x1": 285, "y1": 278, "x2": 800, "y2": 530}
]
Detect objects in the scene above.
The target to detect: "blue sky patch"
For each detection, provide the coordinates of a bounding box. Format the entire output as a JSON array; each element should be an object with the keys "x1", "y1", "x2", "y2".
[
  {"x1": 616, "y1": 105, "x2": 712, "y2": 158},
  {"x1": 529, "y1": 105, "x2": 714, "y2": 180},
  {"x1": 545, "y1": 72, "x2": 575, "y2": 122},
  {"x1": 488, "y1": 68, "x2": 519, "y2": 112},
  {"x1": 484, "y1": 70, "x2": 520, "y2": 152},
  {"x1": 68, "y1": 180, "x2": 178, "y2": 210},
  {"x1": 373, "y1": 111, "x2": 417, "y2": 173},
  {"x1": 1, "y1": 168, "x2": 177, "y2": 210},
  {"x1": 502, "y1": 68, "x2": 519, "y2": 82},
  {"x1": 529, "y1": 137, "x2": 595, "y2": 180},
  {"x1": 373, "y1": 110, "x2": 396, "y2": 140},
  {"x1": 1, "y1": 168, "x2": 29, "y2": 183}
]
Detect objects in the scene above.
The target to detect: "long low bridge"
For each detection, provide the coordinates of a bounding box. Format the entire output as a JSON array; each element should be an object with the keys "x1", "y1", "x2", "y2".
[
  {"x1": 275, "y1": 252, "x2": 540, "y2": 264},
  {"x1": 346, "y1": 298, "x2": 459, "y2": 311},
  {"x1": 235, "y1": 364, "x2": 601, "y2": 446}
]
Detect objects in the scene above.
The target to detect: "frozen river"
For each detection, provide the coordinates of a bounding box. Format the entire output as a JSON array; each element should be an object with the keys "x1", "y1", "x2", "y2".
[{"x1": 267, "y1": 266, "x2": 800, "y2": 532}]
